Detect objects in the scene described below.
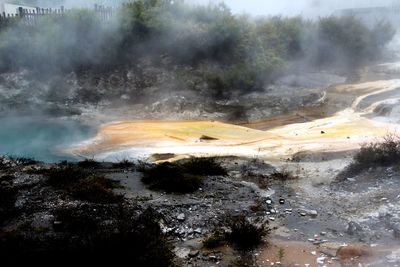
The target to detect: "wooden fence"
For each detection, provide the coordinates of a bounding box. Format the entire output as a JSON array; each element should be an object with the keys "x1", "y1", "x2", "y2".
[{"x1": 0, "y1": 4, "x2": 115, "y2": 24}]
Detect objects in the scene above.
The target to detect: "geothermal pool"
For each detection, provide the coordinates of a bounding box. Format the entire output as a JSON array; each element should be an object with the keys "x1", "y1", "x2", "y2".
[
  {"x1": 0, "y1": 116, "x2": 94, "y2": 162},
  {"x1": 3, "y1": 78, "x2": 400, "y2": 163},
  {"x1": 70, "y1": 79, "x2": 400, "y2": 162}
]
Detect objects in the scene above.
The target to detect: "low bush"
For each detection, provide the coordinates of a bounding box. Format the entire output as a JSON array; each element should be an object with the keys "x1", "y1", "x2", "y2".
[
  {"x1": 0, "y1": 186, "x2": 17, "y2": 225},
  {"x1": 242, "y1": 171, "x2": 269, "y2": 189},
  {"x1": 55, "y1": 207, "x2": 174, "y2": 266},
  {"x1": 10, "y1": 157, "x2": 38, "y2": 165},
  {"x1": 0, "y1": 161, "x2": 7, "y2": 170},
  {"x1": 269, "y1": 170, "x2": 298, "y2": 181},
  {"x1": 70, "y1": 175, "x2": 123, "y2": 204},
  {"x1": 139, "y1": 157, "x2": 226, "y2": 193},
  {"x1": 227, "y1": 215, "x2": 268, "y2": 250},
  {"x1": 46, "y1": 166, "x2": 87, "y2": 187},
  {"x1": 54, "y1": 207, "x2": 99, "y2": 234},
  {"x1": 181, "y1": 157, "x2": 227, "y2": 176},
  {"x1": 355, "y1": 135, "x2": 400, "y2": 167},
  {"x1": 344, "y1": 135, "x2": 400, "y2": 175},
  {"x1": 46, "y1": 166, "x2": 123, "y2": 203},
  {"x1": 140, "y1": 162, "x2": 203, "y2": 193},
  {"x1": 112, "y1": 159, "x2": 135, "y2": 169},
  {"x1": 203, "y1": 229, "x2": 226, "y2": 249},
  {"x1": 203, "y1": 214, "x2": 269, "y2": 251},
  {"x1": 77, "y1": 158, "x2": 100, "y2": 168},
  {"x1": 1, "y1": 208, "x2": 174, "y2": 266}
]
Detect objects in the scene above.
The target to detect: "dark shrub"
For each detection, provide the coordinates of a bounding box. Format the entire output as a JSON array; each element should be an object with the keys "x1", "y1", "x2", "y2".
[
  {"x1": 1, "y1": 208, "x2": 174, "y2": 267},
  {"x1": 46, "y1": 166, "x2": 88, "y2": 187},
  {"x1": 70, "y1": 175, "x2": 123, "y2": 204},
  {"x1": 227, "y1": 215, "x2": 268, "y2": 250},
  {"x1": 139, "y1": 157, "x2": 226, "y2": 193},
  {"x1": 10, "y1": 157, "x2": 38, "y2": 165},
  {"x1": 355, "y1": 135, "x2": 400, "y2": 166},
  {"x1": 112, "y1": 159, "x2": 135, "y2": 169},
  {"x1": 0, "y1": 186, "x2": 17, "y2": 224},
  {"x1": 123, "y1": 208, "x2": 174, "y2": 267},
  {"x1": 344, "y1": 135, "x2": 400, "y2": 176},
  {"x1": 181, "y1": 157, "x2": 227, "y2": 176},
  {"x1": 54, "y1": 207, "x2": 100, "y2": 234},
  {"x1": 77, "y1": 158, "x2": 100, "y2": 168},
  {"x1": 269, "y1": 170, "x2": 298, "y2": 181},
  {"x1": 203, "y1": 229, "x2": 226, "y2": 249},
  {"x1": 140, "y1": 162, "x2": 203, "y2": 193},
  {"x1": 46, "y1": 167, "x2": 122, "y2": 203},
  {"x1": 0, "y1": 161, "x2": 7, "y2": 170},
  {"x1": 204, "y1": 214, "x2": 269, "y2": 251},
  {"x1": 55, "y1": 207, "x2": 174, "y2": 266},
  {"x1": 242, "y1": 172, "x2": 269, "y2": 189}
]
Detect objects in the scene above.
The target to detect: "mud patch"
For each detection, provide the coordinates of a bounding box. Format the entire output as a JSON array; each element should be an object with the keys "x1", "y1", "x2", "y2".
[{"x1": 151, "y1": 153, "x2": 176, "y2": 161}]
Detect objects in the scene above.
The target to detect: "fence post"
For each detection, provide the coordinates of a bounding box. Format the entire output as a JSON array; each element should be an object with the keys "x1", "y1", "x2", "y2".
[
  {"x1": 18, "y1": 7, "x2": 24, "y2": 18},
  {"x1": 31, "y1": 9, "x2": 35, "y2": 23},
  {"x1": 61, "y1": 6, "x2": 64, "y2": 13}
]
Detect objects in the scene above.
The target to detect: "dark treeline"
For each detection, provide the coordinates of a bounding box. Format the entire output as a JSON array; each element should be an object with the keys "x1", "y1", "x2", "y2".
[{"x1": 0, "y1": 0, "x2": 396, "y2": 94}]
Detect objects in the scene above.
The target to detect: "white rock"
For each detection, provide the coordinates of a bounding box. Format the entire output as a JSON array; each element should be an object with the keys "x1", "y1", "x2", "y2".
[
  {"x1": 177, "y1": 213, "x2": 185, "y2": 221},
  {"x1": 174, "y1": 247, "x2": 190, "y2": 259},
  {"x1": 317, "y1": 256, "x2": 326, "y2": 264},
  {"x1": 308, "y1": 210, "x2": 318, "y2": 217},
  {"x1": 194, "y1": 228, "x2": 202, "y2": 234}
]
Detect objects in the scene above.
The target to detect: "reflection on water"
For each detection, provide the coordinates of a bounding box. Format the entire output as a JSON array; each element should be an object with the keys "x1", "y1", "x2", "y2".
[{"x1": 0, "y1": 116, "x2": 94, "y2": 162}]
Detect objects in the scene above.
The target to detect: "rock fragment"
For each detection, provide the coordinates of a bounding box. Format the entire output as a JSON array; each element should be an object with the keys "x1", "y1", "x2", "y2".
[{"x1": 177, "y1": 213, "x2": 186, "y2": 222}]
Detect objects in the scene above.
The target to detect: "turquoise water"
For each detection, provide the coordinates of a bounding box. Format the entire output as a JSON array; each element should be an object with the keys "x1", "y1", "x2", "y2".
[{"x1": 0, "y1": 117, "x2": 94, "y2": 162}]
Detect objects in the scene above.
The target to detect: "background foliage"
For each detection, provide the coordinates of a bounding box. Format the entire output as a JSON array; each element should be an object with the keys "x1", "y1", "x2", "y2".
[{"x1": 0, "y1": 0, "x2": 396, "y2": 93}]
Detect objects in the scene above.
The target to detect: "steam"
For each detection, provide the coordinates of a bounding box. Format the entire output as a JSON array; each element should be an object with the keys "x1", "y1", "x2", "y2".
[
  {"x1": 0, "y1": 0, "x2": 395, "y2": 74},
  {"x1": 61, "y1": 0, "x2": 125, "y2": 8},
  {"x1": 190, "y1": 0, "x2": 400, "y2": 17}
]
